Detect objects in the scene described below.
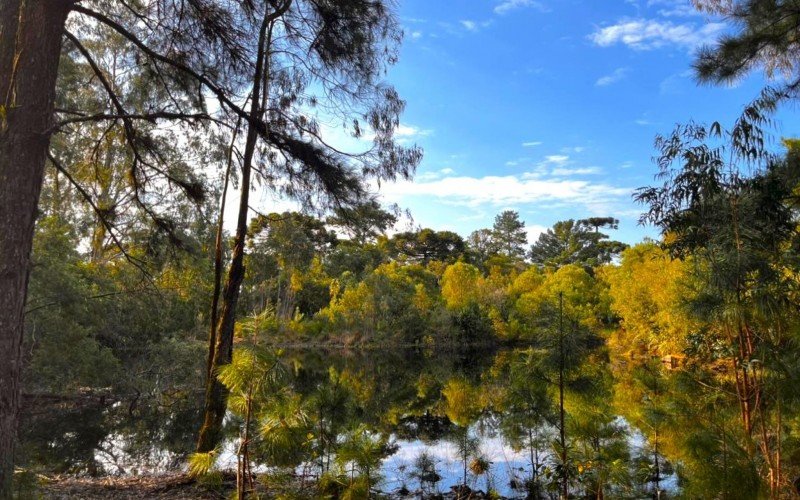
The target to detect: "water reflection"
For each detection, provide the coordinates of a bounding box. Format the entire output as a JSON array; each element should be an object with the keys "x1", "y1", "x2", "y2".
[{"x1": 20, "y1": 346, "x2": 720, "y2": 497}]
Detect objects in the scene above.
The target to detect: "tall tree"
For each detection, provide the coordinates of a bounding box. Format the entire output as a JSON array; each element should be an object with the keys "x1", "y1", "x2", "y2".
[
  {"x1": 0, "y1": 0, "x2": 421, "y2": 487},
  {"x1": 636, "y1": 121, "x2": 799, "y2": 496},
  {"x1": 196, "y1": 0, "x2": 421, "y2": 452},
  {"x1": 466, "y1": 228, "x2": 499, "y2": 264},
  {"x1": 1, "y1": 2, "x2": 75, "y2": 495},
  {"x1": 529, "y1": 218, "x2": 626, "y2": 270},
  {"x1": 328, "y1": 200, "x2": 398, "y2": 246},
  {"x1": 492, "y1": 210, "x2": 528, "y2": 259}
]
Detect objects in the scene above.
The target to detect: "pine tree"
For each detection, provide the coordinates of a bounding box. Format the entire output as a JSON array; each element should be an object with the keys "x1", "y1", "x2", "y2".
[{"x1": 492, "y1": 210, "x2": 528, "y2": 259}]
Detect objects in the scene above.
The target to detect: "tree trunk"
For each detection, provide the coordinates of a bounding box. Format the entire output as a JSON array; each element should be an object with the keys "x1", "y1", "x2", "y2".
[
  {"x1": 196, "y1": 6, "x2": 278, "y2": 453},
  {"x1": 558, "y1": 292, "x2": 568, "y2": 499},
  {"x1": 0, "y1": 1, "x2": 71, "y2": 496}
]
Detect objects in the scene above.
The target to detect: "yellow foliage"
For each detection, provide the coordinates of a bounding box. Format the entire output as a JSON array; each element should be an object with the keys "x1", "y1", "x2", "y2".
[
  {"x1": 602, "y1": 243, "x2": 699, "y2": 355},
  {"x1": 441, "y1": 262, "x2": 481, "y2": 310}
]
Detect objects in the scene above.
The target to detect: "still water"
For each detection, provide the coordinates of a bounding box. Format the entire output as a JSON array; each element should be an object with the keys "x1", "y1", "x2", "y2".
[{"x1": 20, "y1": 346, "x2": 723, "y2": 498}]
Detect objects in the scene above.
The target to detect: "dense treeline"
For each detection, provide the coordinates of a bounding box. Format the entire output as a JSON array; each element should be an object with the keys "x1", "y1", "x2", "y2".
[
  {"x1": 5, "y1": 0, "x2": 800, "y2": 498},
  {"x1": 21, "y1": 133, "x2": 800, "y2": 496}
]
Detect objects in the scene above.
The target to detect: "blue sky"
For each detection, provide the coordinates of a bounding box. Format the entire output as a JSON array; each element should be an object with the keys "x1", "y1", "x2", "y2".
[{"x1": 364, "y1": 0, "x2": 800, "y2": 244}]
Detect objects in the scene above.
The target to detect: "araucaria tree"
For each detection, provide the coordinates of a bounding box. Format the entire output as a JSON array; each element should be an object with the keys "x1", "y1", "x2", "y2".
[{"x1": 0, "y1": 0, "x2": 420, "y2": 493}]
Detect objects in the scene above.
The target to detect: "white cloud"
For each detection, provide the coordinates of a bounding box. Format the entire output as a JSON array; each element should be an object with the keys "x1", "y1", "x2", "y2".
[
  {"x1": 596, "y1": 67, "x2": 630, "y2": 86},
  {"x1": 395, "y1": 124, "x2": 432, "y2": 138},
  {"x1": 525, "y1": 224, "x2": 549, "y2": 244},
  {"x1": 378, "y1": 173, "x2": 631, "y2": 211},
  {"x1": 589, "y1": 18, "x2": 725, "y2": 50},
  {"x1": 411, "y1": 31, "x2": 422, "y2": 39},
  {"x1": 544, "y1": 154, "x2": 570, "y2": 165},
  {"x1": 522, "y1": 141, "x2": 543, "y2": 147},
  {"x1": 551, "y1": 167, "x2": 602, "y2": 176},
  {"x1": 494, "y1": 0, "x2": 549, "y2": 15},
  {"x1": 416, "y1": 167, "x2": 457, "y2": 181},
  {"x1": 460, "y1": 20, "x2": 478, "y2": 32}
]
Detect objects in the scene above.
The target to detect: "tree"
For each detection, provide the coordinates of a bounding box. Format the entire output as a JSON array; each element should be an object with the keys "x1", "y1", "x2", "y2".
[
  {"x1": 492, "y1": 210, "x2": 527, "y2": 259},
  {"x1": 692, "y1": 0, "x2": 800, "y2": 126},
  {"x1": 693, "y1": 0, "x2": 800, "y2": 87},
  {"x1": 1, "y1": 0, "x2": 422, "y2": 485},
  {"x1": 246, "y1": 212, "x2": 338, "y2": 318},
  {"x1": 441, "y1": 263, "x2": 482, "y2": 310},
  {"x1": 529, "y1": 218, "x2": 627, "y2": 270},
  {"x1": 389, "y1": 229, "x2": 466, "y2": 264},
  {"x1": 635, "y1": 121, "x2": 799, "y2": 495},
  {"x1": 467, "y1": 228, "x2": 498, "y2": 263},
  {"x1": 328, "y1": 200, "x2": 398, "y2": 245},
  {"x1": 1, "y1": 3, "x2": 75, "y2": 494},
  {"x1": 197, "y1": 0, "x2": 422, "y2": 453},
  {"x1": 601, "y1": 243, "x2": 698, "y2": 355}
]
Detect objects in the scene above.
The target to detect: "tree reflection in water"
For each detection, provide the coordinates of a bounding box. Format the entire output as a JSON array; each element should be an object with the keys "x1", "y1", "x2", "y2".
[{"x1": 20, "y1": 346, "x2": 770, "y2": 498}]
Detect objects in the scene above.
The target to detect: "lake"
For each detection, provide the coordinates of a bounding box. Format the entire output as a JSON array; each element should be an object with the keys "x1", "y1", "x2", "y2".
[{"x1": 19, "y1": 345, "x2": 733, "y2": 498}]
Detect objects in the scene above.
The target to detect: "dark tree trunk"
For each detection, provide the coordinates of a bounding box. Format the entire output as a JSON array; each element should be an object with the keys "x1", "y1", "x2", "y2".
[
  {"x1": 0, "y1": 1, "x2": 71, "y2": 496},
  {"x1": 196, "y1": 6, "x2": 278, "y2": 453}
]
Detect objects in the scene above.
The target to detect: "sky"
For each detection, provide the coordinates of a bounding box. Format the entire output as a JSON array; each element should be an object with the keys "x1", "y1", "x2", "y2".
[
  {"x1": 347, "y1": 0, "x2": 800, "y2": 244},
  {"x1": 238, "y1": 0, "x2": 800, "y2": 246}
]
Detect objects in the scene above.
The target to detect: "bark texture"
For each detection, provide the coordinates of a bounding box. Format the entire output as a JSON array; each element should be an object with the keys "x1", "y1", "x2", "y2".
[
  {"x1": 196, "y1": 6, "x2": 279, "y2": 454},
  {"x1": 0, "y1": 1, "x2": 71, "y2": 497}
]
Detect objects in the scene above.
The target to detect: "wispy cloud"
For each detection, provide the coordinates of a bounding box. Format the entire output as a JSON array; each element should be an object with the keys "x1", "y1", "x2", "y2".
[
  {"x1": 522, "y1": 141, "x2": 543, "y2": 147},
  {"x1": 460, "y1": 20, "x2": 478, "y2": 32},
  {"x1": 648, "y1": 0, "x2": 704, "y2": 17},
  {"x1": 416, "y1": 167, "x2": 457, "y2": 181},
  {"x1": 494, "y1": 0, "x2": 550, "y2": 15},
  {"x1": 589, "y1": 18, "x2": 725, "y2": 51},
  {"x1": 378, "y1": 172, "x2": 631, "y2": 212},
  {"x1": 596, "y1": 67, "x2": 630, "y2": 86},
  {"x1": 551, "y1": 167, "x2": 602, "y2": 176},
  {"x1": 393, "y1": 124, "x2": 433, "y2": 143},
  {"x1": 544, "y1": 154, "x2": 569, "y2": 165}
]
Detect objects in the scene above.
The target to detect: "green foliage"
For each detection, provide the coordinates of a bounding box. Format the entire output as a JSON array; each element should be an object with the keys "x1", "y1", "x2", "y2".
[
  {"x1": 492, "y1": 210, "x2": 528, "y2": 259},
  {"x1": 388, "y1": 228, "x2": 466, "y2": 264},
  {"x1": 327, "y1": 200, "x2": 398, "y2": 245},
  {"x1": 530, "y1": 218, "x2": 627, "y2": 270},
  {"x1": 188, "y1": 451, "x2": 218, "y2": 478}
]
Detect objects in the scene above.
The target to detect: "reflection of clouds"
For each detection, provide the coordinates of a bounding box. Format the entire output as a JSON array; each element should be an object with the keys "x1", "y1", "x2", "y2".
[
  {"x1": 381, "y1": 428, "x2": 535, "y2": 496},
  {"x1": 380, "y1": 417, "x2": 680, "y2": 497}
]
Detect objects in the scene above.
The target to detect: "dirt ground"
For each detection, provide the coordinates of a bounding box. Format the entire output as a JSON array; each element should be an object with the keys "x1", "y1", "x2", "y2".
[{"x1": 36, "y1": 474, "x2": 231, "y2": 499}]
